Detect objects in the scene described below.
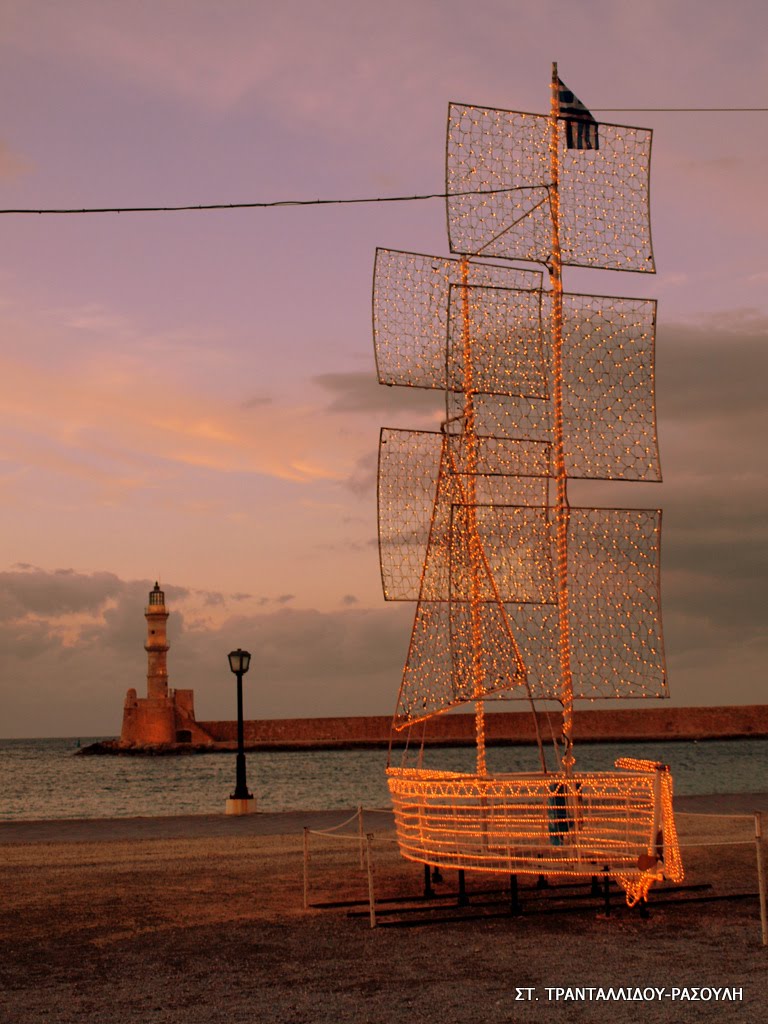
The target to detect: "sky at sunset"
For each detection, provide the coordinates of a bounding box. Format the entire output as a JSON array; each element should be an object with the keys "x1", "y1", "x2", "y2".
[{"x1": 1, "y1": 0, "x2": 767, "y2": 737}]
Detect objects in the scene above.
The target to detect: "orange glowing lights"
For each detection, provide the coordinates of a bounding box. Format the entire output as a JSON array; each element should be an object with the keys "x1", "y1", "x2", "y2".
[{"x1": 372, "y1": 64, "x2": 682, "y2": 904}]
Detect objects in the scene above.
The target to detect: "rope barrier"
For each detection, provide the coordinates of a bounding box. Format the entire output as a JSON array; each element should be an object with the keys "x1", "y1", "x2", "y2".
[
  {"x1": 303, "y1": 808, "x2": 362, "y2": 834},
  {"x1": 301, "y1": 806, "x2": 767, "y2": 943},
  {"x1": 303, "y1": 807, "x2": 398, "y2": 924},
  {"x1": 678, "y1": 839, "x2": 755, "y2": 848},
  {"x1": 677, "y1": 811, "x2": 756, "y2": 820}
]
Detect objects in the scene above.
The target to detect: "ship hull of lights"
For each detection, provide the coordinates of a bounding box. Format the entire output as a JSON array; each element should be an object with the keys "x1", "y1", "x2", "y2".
[{"x1": 387, "y1": 760, "x2": 682, "y2": 905}]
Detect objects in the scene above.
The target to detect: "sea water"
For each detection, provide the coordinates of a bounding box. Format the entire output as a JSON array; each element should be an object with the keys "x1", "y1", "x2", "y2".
[{"x1": 1, "y1": 736, "x2": 768, "y2": 821}]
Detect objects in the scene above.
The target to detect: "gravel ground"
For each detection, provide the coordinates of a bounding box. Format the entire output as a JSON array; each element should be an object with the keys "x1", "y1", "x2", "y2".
[{"x1": 1, "y1": 804, "x2": 766, "y2": 1024}]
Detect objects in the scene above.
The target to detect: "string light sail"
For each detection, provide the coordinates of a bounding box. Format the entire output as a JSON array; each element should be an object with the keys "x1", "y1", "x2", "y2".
[{"x1": 373, "y1": 64, "x2": 683, "y2": 905}]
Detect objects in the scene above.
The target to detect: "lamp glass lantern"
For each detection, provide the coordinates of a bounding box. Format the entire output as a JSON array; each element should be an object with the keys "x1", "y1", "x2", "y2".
[{"x1": 228, "y1": 648, "x2": 251, "y2": 676}]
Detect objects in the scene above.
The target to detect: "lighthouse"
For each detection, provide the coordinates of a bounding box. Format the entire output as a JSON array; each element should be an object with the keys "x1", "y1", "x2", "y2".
[
  {"x1": 145, "y1": 582, "x2": 170, "y2": 699},
  {"x1": 118, "y1": 581, "x2": 215, "y2": 748}
]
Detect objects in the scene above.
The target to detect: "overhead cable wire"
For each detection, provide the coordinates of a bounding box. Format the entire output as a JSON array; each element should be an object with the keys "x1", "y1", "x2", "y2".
[
  {"x1": 0, "y1": 185, "x2": 538, "y2": 217},
  {"x1": 594, "y1": 107, "x2": 768, "y2": 111},
  {"x1": 1, "y1": 106, "x2": 765, "y2": 217}
]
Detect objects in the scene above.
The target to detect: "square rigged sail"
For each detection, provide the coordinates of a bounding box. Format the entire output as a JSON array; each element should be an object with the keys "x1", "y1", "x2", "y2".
[{"x1": 446, "y1": 104, "x2": 655, "y2": 271}]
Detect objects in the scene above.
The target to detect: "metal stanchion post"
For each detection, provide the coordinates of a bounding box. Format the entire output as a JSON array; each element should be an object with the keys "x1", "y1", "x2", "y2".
[{"x1": 755, "y1": 812, "x2": 767, "y2": 947}]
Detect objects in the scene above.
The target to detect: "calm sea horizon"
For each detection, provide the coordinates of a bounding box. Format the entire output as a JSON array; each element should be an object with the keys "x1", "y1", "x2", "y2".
[{"x1": 2, "y1": 736, "x2": 768, "y2": 822}]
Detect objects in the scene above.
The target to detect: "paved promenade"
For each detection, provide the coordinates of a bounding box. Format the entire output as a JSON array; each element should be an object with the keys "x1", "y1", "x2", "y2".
[
  {"x1": 0, "y1": 807, "x2": 372, "y2": 844},
  {"x1": 2, "y1": 793, "x2": 767, "y2": 845},
  {"x1": 3, "y1": 795, "x2": 766, "y2": 1024}
]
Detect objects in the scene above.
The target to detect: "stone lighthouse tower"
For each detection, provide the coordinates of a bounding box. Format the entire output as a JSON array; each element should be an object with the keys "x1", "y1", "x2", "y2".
[
  {"x1": 145, "y1": 582, "x2": 170, "y2": 698},
  {"x1": 118, "y1": 581, "x2": 215, "y2": 748}
]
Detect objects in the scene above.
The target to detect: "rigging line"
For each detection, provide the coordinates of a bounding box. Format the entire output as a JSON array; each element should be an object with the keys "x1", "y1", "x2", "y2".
[
  {"x1": 442, "y1": 431, "x2": 548, "y2": 775},
  {"x1": 469, "y1": 192, "x2": 551, "y2": 258},
  {"x1": 592, "y1": 107, "x2": 768, "y2": 111},
  {"x1": 0, "y1": 184, "x2": 544, "y2": 217}
]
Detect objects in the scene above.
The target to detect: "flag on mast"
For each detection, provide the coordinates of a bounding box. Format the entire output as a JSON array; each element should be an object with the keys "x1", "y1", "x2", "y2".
[{"x1": 558, "y1": 78, "x2": 599, "y2": 150}]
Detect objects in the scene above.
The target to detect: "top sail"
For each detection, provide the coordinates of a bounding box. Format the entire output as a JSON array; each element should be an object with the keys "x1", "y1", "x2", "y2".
[{"x1": 446, "y1": 104, "x2": 655, "y2": 272}]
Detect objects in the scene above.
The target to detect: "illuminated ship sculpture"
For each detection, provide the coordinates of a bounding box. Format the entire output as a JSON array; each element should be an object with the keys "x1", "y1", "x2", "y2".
[{"x1": 373, "y1": 65, "x2": 683, "y2": 904}]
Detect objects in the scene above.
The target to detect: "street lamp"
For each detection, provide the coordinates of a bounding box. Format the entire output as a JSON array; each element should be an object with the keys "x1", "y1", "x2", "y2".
[{"x1": 225, "y1": 648, "x2": 254, "y2": 814}]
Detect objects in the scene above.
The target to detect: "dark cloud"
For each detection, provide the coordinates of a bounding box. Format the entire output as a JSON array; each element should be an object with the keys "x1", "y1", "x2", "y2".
[
  {"x1": 241, "y1": 394, "x2": 273, "y2": 409},
  {"x1": 314, "y1": 538, "x2": 373, "y2": 554},
  {"x1": 175, "y1": 604, "x2": 413, "y2": 722},
  {"x1": 0, "y1": 571, "x2": 163, "y2": 736},
  {"x1": 314, "y1": 371, "x2": 443, "y2": 417},
  {"x1": 340, "y1": 594, "x2": 359, "y2": 606},
  {"x1": 0, "y1": 566, "x2": 124, "y2": 617},
  {"x1": 0, "y1": 555, "x2": 764, "y2": 740},
  {"x1": 343, "y1": 448, "x2": 378, "y2": 496},
  {"x1": 658, "y1": 311, "x2": 768, "y2": 425},
  {"x1": 647, "y1": 310, "x2": 768, "y2": 697},
  {"x1": 0, "y1": 564, "x2": 413, "y2": 735}
]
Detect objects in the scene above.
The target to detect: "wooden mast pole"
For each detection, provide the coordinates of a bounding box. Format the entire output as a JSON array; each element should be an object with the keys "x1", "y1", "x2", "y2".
[
  {"x1": 549, "y1": 62, "x2": 575, "y2": 773},
  {"x1": 459, "y1": 255, "x2": 488, "y2": 776}
]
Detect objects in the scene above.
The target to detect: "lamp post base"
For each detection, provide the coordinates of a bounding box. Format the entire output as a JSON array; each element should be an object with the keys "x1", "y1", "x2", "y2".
[{"x1": 225, "y1": 796, "x2": 256, "y2": 815}]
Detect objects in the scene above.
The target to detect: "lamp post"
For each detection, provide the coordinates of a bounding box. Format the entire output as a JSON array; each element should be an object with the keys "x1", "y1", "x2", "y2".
[{"x1": 225, "y1": 648, "x2": 254, "y2": 814}]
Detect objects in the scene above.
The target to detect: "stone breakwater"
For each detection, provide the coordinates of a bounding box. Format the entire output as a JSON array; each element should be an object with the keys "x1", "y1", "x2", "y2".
[{"x1": 81, "y1": 704, "x2": 768, "y2": 754}]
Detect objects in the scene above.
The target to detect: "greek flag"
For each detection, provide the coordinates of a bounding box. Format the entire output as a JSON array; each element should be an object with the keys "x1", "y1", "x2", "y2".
[{"x1": 558, "y1": 78, "x2": 599, "y2": 150}]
